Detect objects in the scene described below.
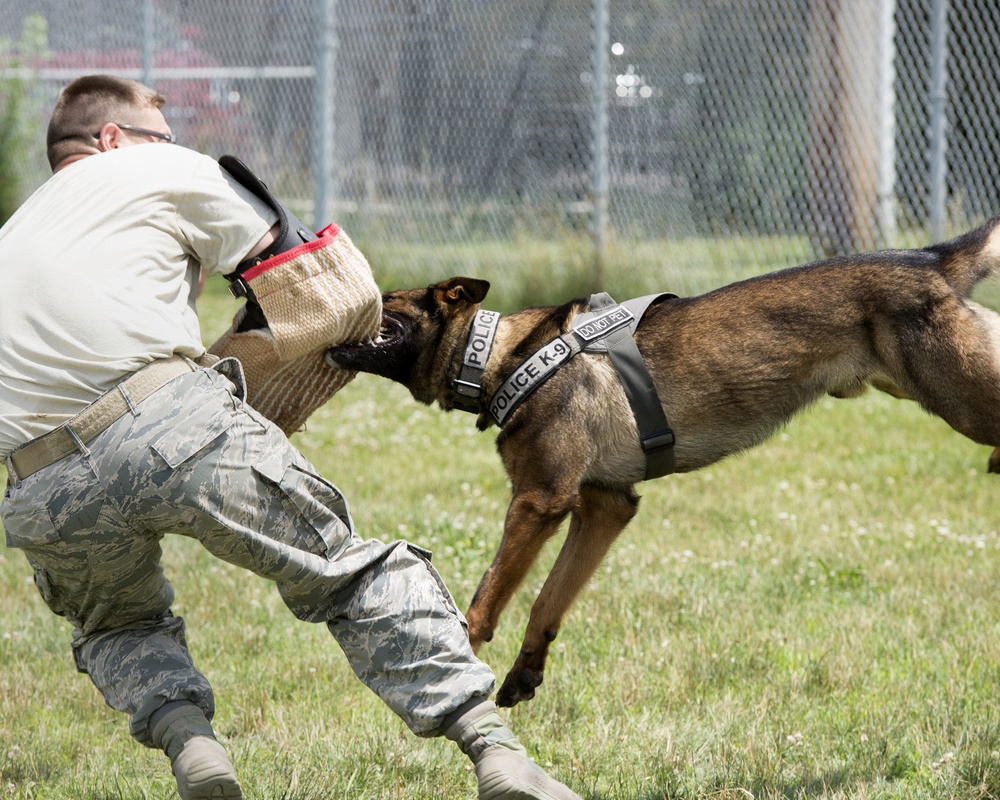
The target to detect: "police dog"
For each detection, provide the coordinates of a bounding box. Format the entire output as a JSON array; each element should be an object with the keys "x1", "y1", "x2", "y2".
[{"x1": 327, "y1": 219, "x2": 1000, "y2": 707}]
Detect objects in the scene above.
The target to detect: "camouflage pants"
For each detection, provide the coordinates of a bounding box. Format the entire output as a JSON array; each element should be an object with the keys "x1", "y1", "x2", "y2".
[{"x1": 1, "y1": 359, "x2": 495, "y2": 746}]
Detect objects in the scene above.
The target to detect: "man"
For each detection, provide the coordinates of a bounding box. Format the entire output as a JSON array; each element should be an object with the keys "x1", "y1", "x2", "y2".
[{"x1": 0, "y1": 75, "x2": 582, "y2": 800}]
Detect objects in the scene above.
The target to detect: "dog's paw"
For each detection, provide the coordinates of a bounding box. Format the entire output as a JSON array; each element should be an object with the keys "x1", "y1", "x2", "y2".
[{"x1": 496, "y1": 666, "x2": 543, "y2": 707}]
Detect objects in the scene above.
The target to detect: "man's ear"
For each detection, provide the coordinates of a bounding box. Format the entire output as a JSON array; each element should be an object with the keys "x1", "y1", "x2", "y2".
[
  {"x1": 435, "y1": 277, "x2": 491, "y2": 305},
  {"x1": 96, "y1": 122, "x2": 123, "y2": 151}
]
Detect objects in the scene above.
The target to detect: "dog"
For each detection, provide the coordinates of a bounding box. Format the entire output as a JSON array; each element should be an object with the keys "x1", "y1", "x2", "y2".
[{"x1": 326, "y1": 218, "x2": 1000, "y2": 707}]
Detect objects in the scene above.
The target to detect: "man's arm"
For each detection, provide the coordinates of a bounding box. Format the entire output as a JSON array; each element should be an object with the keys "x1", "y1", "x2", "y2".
[
  {"x1": 247, "y1": 224, "x2": 280, "y2": 261},
  {"x1": 198, "y1": 223, "x2": 280, "y2": 297}
]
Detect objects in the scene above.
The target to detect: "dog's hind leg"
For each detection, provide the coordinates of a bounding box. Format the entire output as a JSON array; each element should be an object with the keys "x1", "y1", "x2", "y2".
[
  {"x1": 495, "y1": 484, "x2": 639, "y2": 707},
  {"x1": 894, "y1": 299, "x2": 1000, "y2": 466}
]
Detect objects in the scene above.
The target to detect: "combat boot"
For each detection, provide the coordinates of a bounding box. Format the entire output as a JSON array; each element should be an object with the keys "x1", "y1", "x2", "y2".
[
  {"x1": 443, "y1": 697, "x2": 582, "y2": 800},
  {"x1": 150, "y1": 701, "x2": 243, "y2": 800}
]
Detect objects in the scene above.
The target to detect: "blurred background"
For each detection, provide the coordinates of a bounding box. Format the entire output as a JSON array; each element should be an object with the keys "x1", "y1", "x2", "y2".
[{"x1": 1, "y1": 0, "x2": 999, "y2": 290}]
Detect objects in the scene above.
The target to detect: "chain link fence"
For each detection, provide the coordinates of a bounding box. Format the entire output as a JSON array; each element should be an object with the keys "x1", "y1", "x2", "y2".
[{"x1": 2, "y1": 0, "x2": 999, "y2": 283}]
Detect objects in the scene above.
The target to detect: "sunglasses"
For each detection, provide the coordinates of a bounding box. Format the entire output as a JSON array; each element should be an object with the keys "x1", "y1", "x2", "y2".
[{"x1": 93, "y1": 123, "x2": 177, "y2": 144}]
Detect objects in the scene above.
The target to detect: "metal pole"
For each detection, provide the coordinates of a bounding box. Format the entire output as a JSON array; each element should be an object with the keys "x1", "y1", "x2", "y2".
[
  {"x1": 591, "y1": 0, "x2": 609, "y2": 287},
  {"x1": 313, "y1": 0, "x2": 338, "y2": 227},
  {"x1": 142, "y1": 0, "x2": 154, "y2": 87},
  {"x1": 928, "y1": 0, "x2": 948, "y2": 242},
  {"x1": 877, "y1": 0, "x2": 897, "y2": 246}
]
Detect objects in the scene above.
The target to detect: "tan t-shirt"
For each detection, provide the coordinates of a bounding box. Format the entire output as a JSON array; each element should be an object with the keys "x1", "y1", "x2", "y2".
[{"x1": 0, "y1": 144, "x2": 277, "y2": 457}]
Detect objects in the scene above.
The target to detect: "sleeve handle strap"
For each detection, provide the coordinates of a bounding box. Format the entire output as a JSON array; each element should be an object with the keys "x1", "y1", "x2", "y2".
[{"x1": 218, "y1": 154, "x2": 319, "y2": 300}]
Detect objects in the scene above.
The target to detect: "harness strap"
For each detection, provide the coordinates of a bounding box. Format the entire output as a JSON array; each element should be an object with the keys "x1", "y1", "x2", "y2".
[
  {"x1": 585, "y1": 292, "x2": 676, "y2": 479},
  {"x1": 458, "y1": 291, "x2": 677, "y2": 481},
  {"x1": 487, "y1": 302, "x2": 635, "y2": 426}
]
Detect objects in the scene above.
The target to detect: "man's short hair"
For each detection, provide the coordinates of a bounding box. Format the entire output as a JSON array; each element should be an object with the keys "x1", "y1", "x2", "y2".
[{"x1": 46, "y1": 75, "x2": 166, "y2": 171}]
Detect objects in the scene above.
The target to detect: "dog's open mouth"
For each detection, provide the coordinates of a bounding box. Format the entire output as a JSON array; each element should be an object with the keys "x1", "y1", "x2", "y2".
[{"x1": 326, "y1": 313, "x2": 405, "y2": 363}]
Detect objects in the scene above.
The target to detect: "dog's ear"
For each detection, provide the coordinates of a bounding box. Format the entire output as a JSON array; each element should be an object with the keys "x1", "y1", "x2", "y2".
[{"x1": 434, "y1": 277, "x2": 491, "y2": 306}]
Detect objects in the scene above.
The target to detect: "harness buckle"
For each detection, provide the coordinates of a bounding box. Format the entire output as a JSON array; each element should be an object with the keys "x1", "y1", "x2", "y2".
[
  {"x1": 642, "y1": 428, "x2": 675, "y2": 452},
  {"x1": 453, "y1": 379, "x2": 482, "y2": 398}
]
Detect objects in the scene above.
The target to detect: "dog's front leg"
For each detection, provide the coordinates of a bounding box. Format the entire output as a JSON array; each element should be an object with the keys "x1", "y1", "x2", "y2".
[
  {"x1": 496, "y1": 484, "x2": 639, "y2": 707},
  {"x1": 465, "y1": 489, "x2": 576, "y2": 652}
]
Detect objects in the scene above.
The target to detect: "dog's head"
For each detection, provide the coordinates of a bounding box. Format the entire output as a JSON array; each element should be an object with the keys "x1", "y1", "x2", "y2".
[{"x1": 326, "y1": 276, "x2": 490, "y2": 406}]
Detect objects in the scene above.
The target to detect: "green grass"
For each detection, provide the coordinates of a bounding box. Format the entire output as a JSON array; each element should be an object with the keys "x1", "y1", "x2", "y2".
[
  {"x1": 2, "y1": 238, "x2": 1000, "y2": 799},
  {"x1": 361, "y1": 234, "x2": 815, "y2": 313}
]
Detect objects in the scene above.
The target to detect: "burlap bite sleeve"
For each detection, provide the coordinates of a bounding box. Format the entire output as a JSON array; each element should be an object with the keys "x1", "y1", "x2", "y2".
[
  {"x1": 208, "y1": 320, "x2": 357, "y2": 435},
  {"x1": 208, "y1": 236, "x2": 382, "y2": 435}
]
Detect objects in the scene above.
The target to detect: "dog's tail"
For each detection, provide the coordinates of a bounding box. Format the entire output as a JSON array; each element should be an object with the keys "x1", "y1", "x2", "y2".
[{"x1": 927, "y1": 213, "x2": 1000, "y2": 297}]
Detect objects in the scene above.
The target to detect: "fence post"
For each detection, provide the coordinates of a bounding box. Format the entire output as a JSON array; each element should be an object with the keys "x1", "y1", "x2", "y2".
[
  {"x1": 877, "y1": 0, "x2": 897, "y2": 247},
  {"x1": 928, "y1": 0, "x2": 949, "y2": 242},
  {"x1": 806, "y1": 0, "x2": 886, "y2": 255},
  {"x1": 591, "y1": 0, "x2": 609, "y2": 288},
  {"x1": 313, "y1": 0, "x2": 338, "y2": 228},
  {"x1": 142, "y1": 0, "x2": 154, "y2": 87}
]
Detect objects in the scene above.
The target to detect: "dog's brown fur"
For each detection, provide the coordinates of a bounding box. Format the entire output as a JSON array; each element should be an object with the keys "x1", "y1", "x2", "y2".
[{"x1": 328, "y1": 219, "x2": 1000, "y2": 707}]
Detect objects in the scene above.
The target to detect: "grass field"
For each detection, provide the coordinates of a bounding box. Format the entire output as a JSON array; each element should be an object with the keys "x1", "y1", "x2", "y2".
[{"x1": 2, "y1": 237, "x2": 999, "y2": 799}]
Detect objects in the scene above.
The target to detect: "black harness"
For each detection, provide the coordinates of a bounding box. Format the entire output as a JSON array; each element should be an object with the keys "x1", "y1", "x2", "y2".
[{"x1": 450, "y1": 292, "x2": 677, "y2": 480}]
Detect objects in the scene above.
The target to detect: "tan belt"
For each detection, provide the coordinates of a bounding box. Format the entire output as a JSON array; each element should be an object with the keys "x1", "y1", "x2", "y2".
[{"x1": 7, "y1": 354, "x2": 215, "y2": 482}]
